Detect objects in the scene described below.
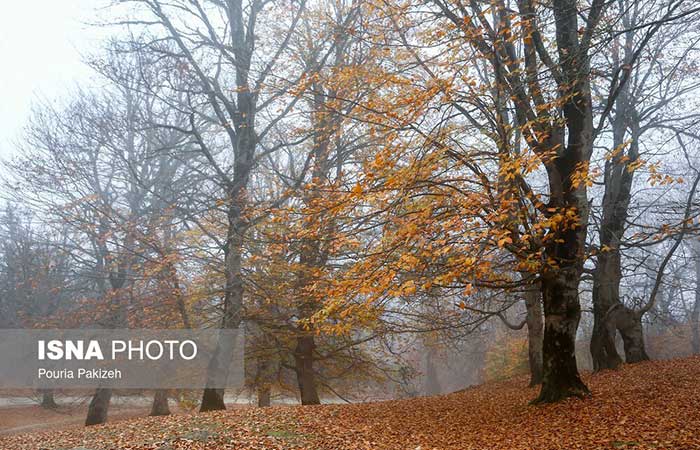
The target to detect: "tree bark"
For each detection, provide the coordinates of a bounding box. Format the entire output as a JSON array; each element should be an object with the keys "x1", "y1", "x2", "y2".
[
  {"x1": 200, "y1": 387, "x2": 226, "y2": 412},
  {"x1": 288, "y1": 74, "x2": 340, "y2": 406},
  {"x1": 535, "y1": 269, "x2": 590, "y2": 403},
  {"x1": 590, "y1": 251, "x2": 624, "y2": 371},
  {"x1": 85, "y1": 388, "x2": 112, "y2": 426},
  {"x1": 150, "y1": 390, "x2": 171, "y2": 416},
  {"x1": 532, "y1": 110, "x2": 592, "y2": 401},
  {"x1": 687, "y1": 240, "x2": 700, "y2": 354},
  {"x1": 524, "y1": 286, "x2": 544, "y2": 386},
  {"x1": 590, "y1": 311, "x2": 622, "y2": 371},
  {"x1": 147, "y1": 0, "x2": 257, "y2": 414},
  {"x1": 295, "y1": 335, "x2": 320, "y2": 405},
  {"x1": 257, "y1": 385, "x2": 271, "y2": 407},
  {"x1": 615, "y1": 307, "x2": 650, "y2": 363},
  {"x1": 200, "y1": 199, "x2": 247, "y2": 412},
  {"x1": 40, "y1": 389, "x2": 58, "y2": 409}
]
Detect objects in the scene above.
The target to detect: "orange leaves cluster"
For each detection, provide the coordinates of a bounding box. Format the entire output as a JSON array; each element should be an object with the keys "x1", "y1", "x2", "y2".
[{"x1": 648, "y1": 162, "x2": 685, "y2": 186}]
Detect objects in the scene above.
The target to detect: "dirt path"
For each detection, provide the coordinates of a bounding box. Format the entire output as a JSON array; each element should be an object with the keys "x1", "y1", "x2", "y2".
[{"x1": 0, "y1": 405, "x2": 154, "y2": 435}]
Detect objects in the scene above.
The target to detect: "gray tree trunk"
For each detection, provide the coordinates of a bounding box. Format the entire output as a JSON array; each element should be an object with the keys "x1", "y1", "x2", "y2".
[
  {"x1": 524, "y1": 286, "x2": 544, "y2": 386},
  {"x1": 40, "y1": 389, "x2": 58, "y2": 409},
  {"x1": 150, "y1": 390, "x2": 171, "y2": 416},
  {"x1": 199, "y1": 216, "x2": 244, "y2": 412},
  {"x1": 616, "y1": 310, "x2": 650, "y2": 363},
  {"x1": 423, "y1": 346, "x2": 441, "y2": 395},
  {"x1": 591, "y1": 251, "x2": 624, "y2": 371},
  {"x1": 85, "y1": 388, "x2": 112, "y2": 426}
]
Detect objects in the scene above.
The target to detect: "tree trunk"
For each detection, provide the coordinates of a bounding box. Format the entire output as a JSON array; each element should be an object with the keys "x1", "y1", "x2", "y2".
[
  {"x1": 524, "y1": 286, "x2": 544, "y2": 386},
  {"x1": 587, "y1": 27, "x2": 652, "y2": 369},
  {"x1": 192, "y1": 0, "x2": 256, "y2": 413},
  {"x1": 40, "y1": 389, "x2": 58, "y2": 409},
  {"x1": 255, "y1": 356, "x2": 273, "y2": 407},
  {"x1": 616, "y1": 308, "x2": 650, "y2": 363},
  {"x1": 590, "y1": 313, "x2": 621, "y2": 371},
  {"x1": 423, "y1": 346, "x2": 441, "y2": 395},
  {"x1": 530, "y1": 0, "x2": 597, "y2": 403},
  {"x1": 534, "y1": 269, "x2": 590, "y2": 403},
  {"x1": 200, "y1": 201, "x2": 246, "y2": 412},
  {"x1": 85, "y1": 388, "x2": 112, "y2": 426},
  {"x1": 150, "y1": 390, "x2": 171, "y2": 416},
  {"x1": 84, "y1": 279, "x2": 126, "y2": 425},
  {"x1": 590, "y1": 252, "x2": 623, "y2": 371},
  {"x1": 295, "y1": 335, "x2": 320, "y2": 405},
  {"x1": 200, "y1": 388, "x2": 226, "y2": 412},
  {"x1": 692, "y1": 241, "x2": 700, "y2": 354},
  {"x1": 257, "y1": 385, "x2": 271, "y2": 407}
]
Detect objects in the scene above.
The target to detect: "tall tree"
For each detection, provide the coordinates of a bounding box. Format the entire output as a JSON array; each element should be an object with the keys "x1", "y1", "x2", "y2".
[{"x1": 590, "y1": 0, "x2": 700, "y2": 370}]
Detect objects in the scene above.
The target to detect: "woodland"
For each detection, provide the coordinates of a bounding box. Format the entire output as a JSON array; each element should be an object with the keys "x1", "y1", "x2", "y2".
[{"x1": 1, "y1": 0, "x2": 700, "y2": 446}]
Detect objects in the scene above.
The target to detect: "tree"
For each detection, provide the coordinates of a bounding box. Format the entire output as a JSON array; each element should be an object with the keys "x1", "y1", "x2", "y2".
[
  {"x1": 7, "y1": 46, "x2": 196, "y2": 422},
  {"x1": 313, "y1": 0, "x2": 700, "y2": 402},
  {"x1": 117, "y1": 0, "x2": 372, "y2": 410},
  {"x1": 590, "y1": 0, "x2": 700, "y2": 370}
]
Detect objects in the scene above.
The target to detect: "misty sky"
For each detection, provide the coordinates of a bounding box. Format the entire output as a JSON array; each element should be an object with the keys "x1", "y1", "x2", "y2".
[{"x1": 0, "y1": 1, "x2": 105, "y2": 159}]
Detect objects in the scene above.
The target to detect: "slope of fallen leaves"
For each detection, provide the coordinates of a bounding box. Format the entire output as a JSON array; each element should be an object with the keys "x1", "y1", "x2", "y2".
[{"x1": 3, "y1": 356, "x2": 700, "y2": 450}]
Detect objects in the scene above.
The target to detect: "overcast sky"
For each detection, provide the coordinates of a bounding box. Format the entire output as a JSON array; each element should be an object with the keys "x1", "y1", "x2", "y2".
[{"x1": 0, "y1": 1, "x2": 106, "y2": 159}]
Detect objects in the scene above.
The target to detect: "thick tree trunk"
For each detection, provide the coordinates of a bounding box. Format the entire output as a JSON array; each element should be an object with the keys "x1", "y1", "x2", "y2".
[
  {"x1": 255, "y1": 356, "x2": 273, "y2": 407},
  {"x1": 84, "y1": 279, "x2": 126, "y2": 425},
  {"x1": 40, "y1": 389, "x2": 58, "y2": 409},
  {"x1": 294, "y1": 243, "x2": 322, "y2": 406},
  {"x1": 534, "y1": 270, "x2": 590, "y2": 403},
  {"x1": 616, "y1": 308, "x2": 649, "y2": 363},
  {"x1": 295, "y1": 335, "x2": 320, "y2": 405},
  {"x1": 150, "y1": 390, "x2": 171, "y2": 416},
  {"x1": 524, "y1": 287, "x2": 544, "y2": 386},
  {"x1": 590, "y1": 315, "x2": 621, "y2": 371},
  {"x1": 85, "y1": 388, "x2": 112, "y2": 426},
  {"x1": 200, "y1": 200, "x2": 246, "y2": 412},
  {"x1": 530, "y1": 0, "x2": 598, "y2": 403},
  {"x1": 199, "y1": 227, "x2": 244, "y2": 412},
  {"x1": 590, "y1": 252, "x2": 623, "y2": 371},
  {"x1": 257, "y1": 385, "x2": 271, "y2": 407},
  {"x1": 200, "y1": 388, "x2": 226, "y2": 412},
  {"x1": 693, "y1": 310, "x2": 700, "y2": 355}
]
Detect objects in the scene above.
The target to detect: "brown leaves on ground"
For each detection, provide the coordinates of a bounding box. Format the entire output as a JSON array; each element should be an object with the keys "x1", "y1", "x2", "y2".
[{"x1": 3, "y1": 357, "x2": 700, "y2": 450}]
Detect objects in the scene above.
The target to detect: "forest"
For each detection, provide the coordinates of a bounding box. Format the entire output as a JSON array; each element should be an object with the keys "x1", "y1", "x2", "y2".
[{"x1": 0, "y1": 0, "x2": 700, "y2": 448}]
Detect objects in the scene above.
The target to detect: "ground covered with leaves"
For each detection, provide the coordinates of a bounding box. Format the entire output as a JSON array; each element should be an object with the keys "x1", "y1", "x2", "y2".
[{"x1": 3, "y1": 357, "x2": 700, "y2": 449}]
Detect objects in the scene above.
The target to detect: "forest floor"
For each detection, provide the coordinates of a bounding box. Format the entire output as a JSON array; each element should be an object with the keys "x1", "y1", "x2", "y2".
[
  {"x1": 0, "y1": 404, "x2": 154, "y2": 436},
  {"x1": 1, "y1": 356, "x2": 699, "y2": 449}
]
